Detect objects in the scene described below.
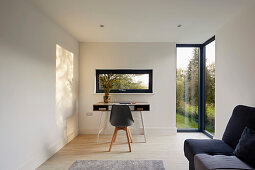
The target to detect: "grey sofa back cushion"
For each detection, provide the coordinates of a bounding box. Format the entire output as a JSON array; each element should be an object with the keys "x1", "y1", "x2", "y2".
[{"x1": 222, "y1": 105, "x2": 255, "y2": 149}]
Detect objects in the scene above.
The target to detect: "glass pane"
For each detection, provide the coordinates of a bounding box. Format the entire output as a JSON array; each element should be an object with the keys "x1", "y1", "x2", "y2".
[
  {"x1": 99, "y1": 74, "x2": 149, "y2": 90},
  {"x1": 205, "y1": 41, "x2": 215, "y2": 134},
  {"x1": 176, "y1": 47, "x2": 199, "y2": 129}
]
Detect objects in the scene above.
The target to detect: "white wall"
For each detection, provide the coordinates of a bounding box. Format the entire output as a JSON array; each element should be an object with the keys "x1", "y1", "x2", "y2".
[
  {"x1": 215, "y1": 6, "x2": 255, "y2": 139},
  {"x1": 0, "y1": 0, "x2": 79, "y2": 169},
  {"x1": 79, "y1": 42, "x2": 176, "y2": 135}
]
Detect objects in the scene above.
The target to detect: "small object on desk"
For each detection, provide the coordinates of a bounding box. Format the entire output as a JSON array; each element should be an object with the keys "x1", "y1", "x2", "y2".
[
  {"x1": 119, "y1": 102, "x2": 131, "y2": 104},
  {"x1": 132, "y1": 102, "x2": 136, "y2": 104},
  {"x1": 99, "y1": 108, "x2": 107, "y2": 111}
]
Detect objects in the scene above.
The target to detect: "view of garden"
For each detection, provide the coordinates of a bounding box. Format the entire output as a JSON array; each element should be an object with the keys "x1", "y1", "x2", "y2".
[
  {"x1": 99, "y1": 74, "x2": 149, "y2": 90},
  {"x1": 176, "y1": 43, "x2": 215, "y2": 134}
]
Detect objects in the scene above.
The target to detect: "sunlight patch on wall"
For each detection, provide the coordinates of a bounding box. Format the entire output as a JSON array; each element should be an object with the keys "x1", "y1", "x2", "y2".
[{"x1": 56, "y1": 44, "x2": 74, "y2": 130}]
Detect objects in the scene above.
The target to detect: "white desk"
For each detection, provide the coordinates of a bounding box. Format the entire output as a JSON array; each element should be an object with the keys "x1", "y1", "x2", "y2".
[{"x1": 93, "y1": 102, "x2": 150, "y2": 143}]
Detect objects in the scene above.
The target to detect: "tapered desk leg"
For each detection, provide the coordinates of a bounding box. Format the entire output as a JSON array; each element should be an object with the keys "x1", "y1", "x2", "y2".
[
  {"x1": 102, "y1": 112, "x2": 110, "y2": 134},
  {"x1": 140, "y1": 111, "x2": 146, "y2": 143},
  {"x1": 97, "y1": 111, "x2": 103, "y2": 144}
]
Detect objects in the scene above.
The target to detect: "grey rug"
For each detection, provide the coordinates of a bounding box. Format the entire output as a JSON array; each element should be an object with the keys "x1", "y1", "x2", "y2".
[{"x1": 70, "y1": 160, "x2": 165, "y2": 170}]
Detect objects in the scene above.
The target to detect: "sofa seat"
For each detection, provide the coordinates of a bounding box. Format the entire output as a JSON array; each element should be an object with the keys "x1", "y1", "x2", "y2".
[
  {"x1": 184, "y1": 139, "x2": 234, "y2": 170},
  {"x1": 194, "y1": 154, "x2": 253, "y2": 170}
]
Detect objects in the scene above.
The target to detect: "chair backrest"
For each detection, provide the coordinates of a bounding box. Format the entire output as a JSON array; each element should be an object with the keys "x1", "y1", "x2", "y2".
[
  {"x1": 222, "y1": 105, "x2": 255, "y2": 149},
  {"x1": 110, "y1": 105, "x2": 134, "y2": 127}
]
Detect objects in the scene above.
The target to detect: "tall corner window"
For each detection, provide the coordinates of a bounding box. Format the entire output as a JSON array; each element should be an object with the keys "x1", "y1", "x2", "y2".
[
  {"x1": 205, "y1": 40, "x2": 215, "y2": 135},
  {"x1": 176, "y1": 36, "x2": 215, "y2": 137},
  {"x1": 176, "y1": 46, "x2": 199, "y2": 130},
  {"x1": 96, "y1": 69, "x2": 153, "y2": 93}
]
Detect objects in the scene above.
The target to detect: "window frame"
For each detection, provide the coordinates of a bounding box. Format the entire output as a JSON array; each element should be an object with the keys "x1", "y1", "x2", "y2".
[
  {"x1": 176, "y1": 45, "x2": 201, "y2": 133},
  {"x1": 202, "y1": 36, "x2": 215, "y2": 137},
  {"x1": 176, "y1": 36, "x2": 215, "y2": 138},
  {"x1": 95, "y1": 69, "x2": 153, "y2": 93}
]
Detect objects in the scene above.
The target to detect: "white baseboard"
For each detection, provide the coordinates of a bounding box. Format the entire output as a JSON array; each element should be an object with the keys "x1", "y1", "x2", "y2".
[
  {"x1": 19, "y1": 130, "x2": 79, "y2": 170},
  {"x1": 79, "y1": 127, "x2": 177, "y2": 135},
  {"x1": 67, "y1": 130, "x2": 79, "y2": 143},
  {"x1": 146, "y1": 127, "x2": 177, "y2": 135}
]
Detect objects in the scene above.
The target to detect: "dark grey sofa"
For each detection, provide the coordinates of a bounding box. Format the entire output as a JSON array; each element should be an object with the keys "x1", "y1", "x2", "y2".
[{"x1": 184, "y1": 105, "x2": 255, "y2": 170}]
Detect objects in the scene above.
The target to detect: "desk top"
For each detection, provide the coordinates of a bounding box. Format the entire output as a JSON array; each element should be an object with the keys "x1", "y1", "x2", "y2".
[
  {"x1": 93, "y1": 102, "x2": 150, "y2": 111},
  {"x1": 94, "y1": 102, "x2": 149, "y2": 106}
]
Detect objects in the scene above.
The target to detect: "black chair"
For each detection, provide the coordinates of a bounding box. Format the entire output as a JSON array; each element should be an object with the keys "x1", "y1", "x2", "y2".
[
  {"x1": 184, "y1": 105, "x2": 255, "y2": 170},
  {"x1": 109, "y1": 105, "x2": 134, "y2": 152}
]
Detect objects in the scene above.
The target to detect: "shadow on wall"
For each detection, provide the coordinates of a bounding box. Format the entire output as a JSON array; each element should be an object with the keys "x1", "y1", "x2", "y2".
[{"x1": 56, "y1": 44, "x2": 76, "y2": 140}]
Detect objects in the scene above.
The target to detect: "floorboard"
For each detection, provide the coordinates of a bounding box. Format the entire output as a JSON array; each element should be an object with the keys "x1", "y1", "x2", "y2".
[{"x1": 37, "y1": 133, "x2": 208, "y2": 170}]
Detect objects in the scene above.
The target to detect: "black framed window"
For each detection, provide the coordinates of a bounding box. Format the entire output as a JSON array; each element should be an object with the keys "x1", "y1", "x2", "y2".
[
  {"x1": 176, "y1": 46, "x2": 200, "y2": 131},
  {"x1": 96, "y1": 69, "x2": 153, "y2": 93},
  {"x1": 176, "y1": 36, "x2": 215, "y2": 138},
  {"x1": 204, "y1": 37, "x2": 215, "y2": 136}
]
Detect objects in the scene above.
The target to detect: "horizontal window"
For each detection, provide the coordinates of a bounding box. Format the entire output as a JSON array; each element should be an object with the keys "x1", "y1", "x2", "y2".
[{"x1": 96, "y1": 69, "x2": 153, "y2": 93}]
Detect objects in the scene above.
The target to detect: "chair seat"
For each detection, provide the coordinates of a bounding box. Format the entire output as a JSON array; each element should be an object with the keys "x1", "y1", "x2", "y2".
[{"x1": 184, "y1": 139, "x2": 234, "y2": 163}]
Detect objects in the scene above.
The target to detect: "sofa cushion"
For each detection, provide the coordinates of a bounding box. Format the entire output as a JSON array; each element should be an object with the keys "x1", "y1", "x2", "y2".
[
  {"x1": 194, "y1": 154, "x2": 253, "y2": 170},
  {"x1": 234, "y1": 126, "x2": 255, "y2": 167},
  {"x1": 222, "y1": 105, "x2": 255, "y2": 149},
  {"x1": 184, "y1": 139, "x2": 234, "y2": 163}
]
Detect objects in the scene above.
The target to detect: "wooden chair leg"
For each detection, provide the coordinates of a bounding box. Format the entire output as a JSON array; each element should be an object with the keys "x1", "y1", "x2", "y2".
[
  {"x1": 127, "y1": 127, "x2": 133, "y2": 143},
  {"x1": 125, "y1": 127, "x2": 132, "y2": 152},
  {"x1": 109, "y1": 127, "x2": 118, "y2": 152},
  {"x1": 113, "y1": 129, "x2": 118, "y2": 143}
]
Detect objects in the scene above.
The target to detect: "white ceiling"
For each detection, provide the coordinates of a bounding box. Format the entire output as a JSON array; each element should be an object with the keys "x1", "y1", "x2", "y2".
[{"x1": 31, "y1": 0, "x2": 255, "y2": 43}]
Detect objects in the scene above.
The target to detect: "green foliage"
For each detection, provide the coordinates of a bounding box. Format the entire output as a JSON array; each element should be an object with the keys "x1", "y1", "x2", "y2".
[
  {"x1": 176, "y1": 48, "x2": 215, "y2": 108},
  {"x1": 176, "y1": 105, "x2": 215, "y2": 133},
  {"x1": 186, "y1": 48, "x2": 199, "y2": 106},
  {"x1": 99, "y1": 74, "x2": 147, "y2": 95},
  {"x1": 99, "y1": 74, "x2": 119, "y2": 95},
  {"x1": 176, "y1": 104, "x2": 199, "y2": 122},
  {"x1": 176, "y1": 113, "x2": 198, "y2": 129},
  {"x1": 176, "y1": 69, "x2": 185, "y2": 107},
  {"x1": 176, "y1": 81, "x2": 184, "y2": 107},
  {"x1": 205, "y1": 105, "x2": 215, "y2": 133},
  {"x1": 206, "y1": 64, "x2": 215, "y2": 104},
  {"x1": 113, "y1": 74, "x2": 147, "y2": 90},
  {"x1": 176, "y1": 48, "x2": 215, "y2": 133}
]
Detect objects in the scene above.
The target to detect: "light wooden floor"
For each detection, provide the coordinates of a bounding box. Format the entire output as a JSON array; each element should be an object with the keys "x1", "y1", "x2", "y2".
[{"x1": 37, "y1": 133, "x2": 208, "y2": 170}]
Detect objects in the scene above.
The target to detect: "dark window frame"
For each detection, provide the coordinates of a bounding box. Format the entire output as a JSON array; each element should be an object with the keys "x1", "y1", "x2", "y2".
[
  {"x1": 202, "y1": 36, "x2": 215, "y2": 138},
  {"x1": 96, "y1": 69, "x2": 153, "y2": 93},
  {"x1": 176, "y1": 36, "x2": 215, "y2": 138}
]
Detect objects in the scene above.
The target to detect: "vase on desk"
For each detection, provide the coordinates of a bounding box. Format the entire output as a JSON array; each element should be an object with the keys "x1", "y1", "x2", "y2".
[{"x1": 103, "y1": 95, "x2": 111, "y2": 103}]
